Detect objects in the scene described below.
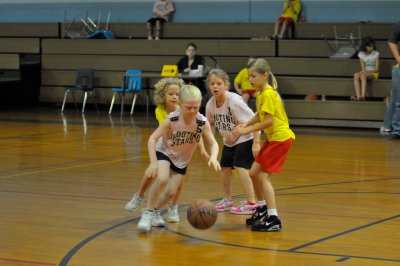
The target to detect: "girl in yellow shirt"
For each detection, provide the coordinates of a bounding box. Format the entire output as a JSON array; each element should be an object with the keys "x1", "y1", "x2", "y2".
[
  {"x1": 234, "y1": 58, "x2": 295, "y2": 232},
  {"x1": 271, "y1": 0, "x2": 301, "y2": 40}
]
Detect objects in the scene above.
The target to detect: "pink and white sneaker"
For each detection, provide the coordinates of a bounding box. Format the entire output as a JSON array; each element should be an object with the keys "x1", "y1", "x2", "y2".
[
  {"x1": 230, "y1": 201, "x2": 258, "y2": 215},
  {"x1": 215, "y1": 198, "x2": 234, "y2": 212}
]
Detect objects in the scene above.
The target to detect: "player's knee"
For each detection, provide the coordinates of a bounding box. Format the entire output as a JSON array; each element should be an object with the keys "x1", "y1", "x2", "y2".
[
  {"x1": 249, "y1": 170, "x2": 257, "y2": 179},
  {"x1": 156, "y1": 178, "x2": 168, "y2": 188}
]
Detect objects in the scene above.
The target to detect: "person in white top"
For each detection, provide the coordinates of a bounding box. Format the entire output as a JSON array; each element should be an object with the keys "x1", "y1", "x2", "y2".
[
  {"x1": 138, "y1": 85, "x2": 221, "y2": 232},
  {"x1": 146, "y1": 0, "x2": 174, "y2": 40},
  {"x1": 351, "y1": 36, "x2": 380, "y2": 101},
  {"x1": 206, "y1": 68, "x2": 265, "y2": 215}
]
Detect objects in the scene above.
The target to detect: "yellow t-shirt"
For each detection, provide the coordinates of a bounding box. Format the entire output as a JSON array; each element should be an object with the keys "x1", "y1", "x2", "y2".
[
  {"x1": 155, "y1": 106, "x2": 168, "y2": 125},
  {"x1": 256, "y1": 85, "x2": 295, "y2": 142},
  {"x1": 282, "y1": 0, "x2": 301, "y2": 22},
  {"x1": 234, "y1": 68, "x2": 255, "y2": 91}
]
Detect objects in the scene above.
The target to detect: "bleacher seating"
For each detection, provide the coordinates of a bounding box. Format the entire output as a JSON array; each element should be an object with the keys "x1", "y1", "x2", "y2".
[
  {"x1": 106, "y1": 22, "x2": 394, "y2": 40},
  {"x1": 0, "y1": 22, "x2": 395, "y2": 127},
  {"x1": 0, "y1": 23, "x2": 58, "y2": 108}
]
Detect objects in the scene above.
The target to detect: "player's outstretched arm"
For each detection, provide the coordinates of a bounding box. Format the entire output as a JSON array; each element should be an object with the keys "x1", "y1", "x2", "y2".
[{"x1": 202, "y1": 121, "x2": 221, "y2": 171}]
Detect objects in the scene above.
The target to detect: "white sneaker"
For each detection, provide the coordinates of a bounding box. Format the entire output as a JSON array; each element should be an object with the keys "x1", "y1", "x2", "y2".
[
  {"x1": 147, "y1": 36, "x2": 153, "y2": 40},
  {"x1": 167, "y1": 204, "x2": 179, "y2": 222},
  {"x1": 152, "y1": 210, "x2": 165, "y2": 227},
  {"x1": 155, "y1": 36, "x2": 160, "y2": 40},
  {"x1": 380, "y1": 126, "x2": 391, "y2": 133},
  {"x1": 125, "y1": 193, "x2": 144, "y2": 212},
  {"x1": 137, "y1": 209, "x2": 154, "y2": 232},
  {"x1": 230, "y1": 201, "x2": 258, "y2": 215},
  {"x1": 215, "y1": 198, "x2": 234, "y2": 212}
]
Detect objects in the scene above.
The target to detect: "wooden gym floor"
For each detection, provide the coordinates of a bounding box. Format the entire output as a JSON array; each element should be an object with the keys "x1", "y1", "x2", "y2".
[{"x1": 0, "y1": 107, "x2": 399, "y2": 266}]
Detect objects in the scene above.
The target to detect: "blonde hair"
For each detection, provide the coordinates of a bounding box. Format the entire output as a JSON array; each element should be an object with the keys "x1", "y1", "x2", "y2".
[
  {"x1": 206, "y1": 68, "x2": 230, "y2": 90},
  {"x1": 153, "y1": 77, "x2": 185, "y2": 108},
  {"x1": 248, "y1": 58, "x2": 278, "y2": 90},
  {"x1": 179, "y1": 84, "x2": 202, "y2": 104}
]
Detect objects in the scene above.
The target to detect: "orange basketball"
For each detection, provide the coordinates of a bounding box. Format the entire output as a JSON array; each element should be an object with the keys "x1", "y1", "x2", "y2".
[{"x1": 187, "y1": 199, "x2": 218, "y2": 230}]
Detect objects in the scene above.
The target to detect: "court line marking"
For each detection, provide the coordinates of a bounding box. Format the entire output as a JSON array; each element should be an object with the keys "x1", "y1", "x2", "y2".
[
  {"x1": 59, "y1": 217, "x2": 138, "y2": 266},
  {"x1": 336, "y1": 257, "x2": 350, "y2": 262},
  {"x1": 58, "y1": 191, "x2": 400, "y2": 265},
  {"x1": 0, "y1": 257, "x2": 56, "y2": 266},
  {"x1": 163, "y1": 225, "x2": 400, "y2": 263},
  {"x1": 0, "y1": 155, "x2": 144, "y2": 179},
  {"x1": 0, "y1": 116, "x2": 390, "y2": 139},
  {"x1": 2, "y1": 117, "x2": 397, "y2": 263},
  {"x1": 288, "y1": 214, "x2": 400, "y2": 252}
]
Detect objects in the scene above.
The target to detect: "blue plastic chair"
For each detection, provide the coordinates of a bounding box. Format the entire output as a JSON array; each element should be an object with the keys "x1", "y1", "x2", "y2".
[{"x1": 109, "y1": 70, "x2": 142, "y2": 115}]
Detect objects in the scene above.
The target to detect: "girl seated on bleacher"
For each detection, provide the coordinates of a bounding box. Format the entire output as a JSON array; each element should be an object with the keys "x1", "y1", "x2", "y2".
[{"x1": 351, "y1": 36, "x2": 380, "y2": 101}]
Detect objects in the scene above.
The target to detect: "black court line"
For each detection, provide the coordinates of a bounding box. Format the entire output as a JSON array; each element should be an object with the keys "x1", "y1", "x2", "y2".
[
  {"x1": 163, "y1": 225, "x2": 400, "y2": 263},
  {"x1": 0, "y1": 116, "x2": 392, "y2": 139},
  {"x1": 59, "y1": 217, "x2": 138, "y2": 266},
  {"x1": 277, "y1": 191, "x2": 400, "y2": 196},
  {"x1": 0, "y1": 152, "x2": 144, "y2": 178},
  {"x1": 275, "y1": 176, "x2": 400, "y2": 192},
  {"x1": 336, "y1": 257, "x2": 350, "y2": 262},
  {"x1": 0, "y1": 257, "x2": 56, "y2": 266},
  {"x1": 288, "y1": 214, "x2": 400, "y2": 252},
  {"x1": 0, "y1": 117, "x2": 156, "y2": 129},
  {"x1": 58, "y1": 191, "x2": 400, "y2": 265}
]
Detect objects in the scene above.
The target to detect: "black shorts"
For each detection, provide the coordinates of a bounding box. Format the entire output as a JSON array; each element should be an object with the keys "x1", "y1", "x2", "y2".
[
  {"x1": 220, "y1": 139, "x2": 254, "y2": 170},
  {"x1": 156, "y1": 151, "x2": 187, "y2": 175},
  {"x1": 147, "y1": 17, "x2": 167, "y2": 26}
]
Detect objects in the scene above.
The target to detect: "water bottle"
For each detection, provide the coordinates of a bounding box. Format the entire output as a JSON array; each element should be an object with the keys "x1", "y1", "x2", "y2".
[{"x1": 349, "y1": 33, "x2": 354, "y2": 45}]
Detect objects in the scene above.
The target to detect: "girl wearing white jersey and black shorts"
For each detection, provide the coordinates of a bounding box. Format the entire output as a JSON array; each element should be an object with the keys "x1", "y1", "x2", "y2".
[
  {"x1": 137, "y1": 84, "x2": 221, "y2": 232},
  {"x1": 206, "y1": 68, "x2": 266, "y2": 215}
]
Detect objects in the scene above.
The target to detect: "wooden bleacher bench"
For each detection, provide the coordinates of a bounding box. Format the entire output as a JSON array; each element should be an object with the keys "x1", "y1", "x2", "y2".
[
  {"x1": 40, "y1": 23, "x2": 395, "y2": 127},
  {"x1": 106, "y1": 22, "x2": 394, "y2": 40},
  {"x1": 279, "y1": 40, "x2": 394, "y2": 59},
  {"x1": 0, "y1": 23, "x2": 59, "y2": 38},
  {"x1": 0, "y1": 54, "x2": 20, "y2": 71},
  {"x1": 277, "y1": 76, "x2": 391, "y2": 98}
]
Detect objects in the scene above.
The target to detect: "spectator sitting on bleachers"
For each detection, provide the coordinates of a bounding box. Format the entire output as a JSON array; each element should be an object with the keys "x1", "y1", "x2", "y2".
[
  {"x1": 351, "y1": 36, "x2": 379, "y2": 101},
  {"x1": 146, "y1": 0, "x2": 174, "y2": 40},
  {"x1": 270, "y1": 0, "x2": 301, "y2": 40},
  {"x1": 233, "y1": 57, "x2": 256, "y2": 104},
  {"x1": 177, "y1": 42, "x2": 206, "y2": 96}
]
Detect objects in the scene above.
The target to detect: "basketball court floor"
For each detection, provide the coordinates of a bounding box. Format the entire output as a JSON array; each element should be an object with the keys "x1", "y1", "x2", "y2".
[{"x1": 0, "y1": 107, "x2": 399, "y2": 266}]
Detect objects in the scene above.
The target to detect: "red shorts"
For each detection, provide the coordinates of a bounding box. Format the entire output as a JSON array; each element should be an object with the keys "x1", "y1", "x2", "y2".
[
  {"x1": 242, "y1": 90, "x2": 257, "y2": 96},
  {"x1": 255, "y1": 138, "x2": 293, "y2": 173},
  {"x1": 278, "y1": 17, "x2": 294, "y2": 24}
]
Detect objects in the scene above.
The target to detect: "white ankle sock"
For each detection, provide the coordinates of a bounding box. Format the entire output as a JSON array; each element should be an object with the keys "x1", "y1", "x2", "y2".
[
  {"x1": 267, "y1": 208, "x2": 278, "y2": 216},
  {"x1": 258, "y1": 200, "x2": 266, "y2": 206}
]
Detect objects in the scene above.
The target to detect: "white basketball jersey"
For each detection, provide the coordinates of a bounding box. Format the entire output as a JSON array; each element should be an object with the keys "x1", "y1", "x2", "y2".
[
  {"x1": 156, "y1": 110, "x2": 207, "y2": 169},
  {"x1": 206, "y1": 92, "x2": 254, "y2": 147}
]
